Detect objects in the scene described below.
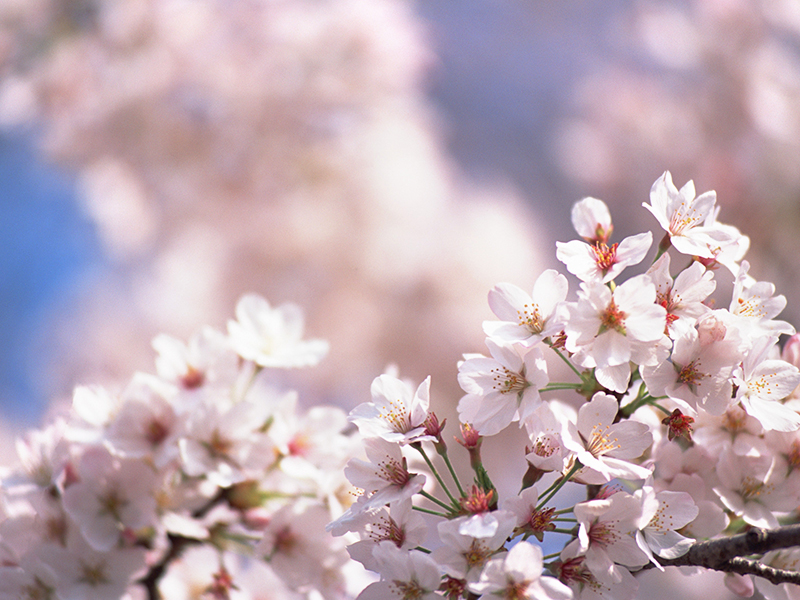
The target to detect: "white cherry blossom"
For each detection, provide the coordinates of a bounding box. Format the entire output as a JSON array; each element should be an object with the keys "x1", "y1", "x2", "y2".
[
  {"x1": 735, "y1": 336, "x2": 800, "y2": 432},
  {"x1": 564, "y1": 275, "x2": 667, "y2": 392},
  {"x1": 561, "y1": 492, "x2": 649, "y2": 585},
  {"x1": 646, "y1": 253, "x2": 715, "y2": 338},
  {"x1": 483, "y1": 269, "x2": 569, "y2": 346},
  {"x1": 349, "y1": 374, "x2": 433, "y2": 444},
  {"x1": 571, "y1": 196, "x2": 613, "y2": 244},
  {"x1": 357, "y1": 542, "x2": 441, "y2": 600},
  {"x1": 642, "y1": 327, "x2": 740, "y2": 416},
  {"x1": 643, "y1": 171, "x2": 721, "y2": 258},
  {"x1": 470, "y1": 541, "x2": 573, "y2": 599},
  {"x1": 633, "y1": 483, "x2": 698, "y2": 568},
  {"x1": 339, "y1": 438, "x2": 425, "y2": 515},
  {"x1": 562, "y1": 393, "x2": 652, "y2": 483},
  {"x1": 227, "y1": 294, "x2": 329, "y2": 368},
  {"x1": 457, "y1": 339, "x2": 549, "y2": 436},
  {"x1": 434, "y1": 510, "x2": 517, "y2": 583},
  {"x1": 61, "y1": 446, "x2": 158, "y2": 552},
  {"x1": 556, "y1": 232, "x2": 652, "y2": 284}
]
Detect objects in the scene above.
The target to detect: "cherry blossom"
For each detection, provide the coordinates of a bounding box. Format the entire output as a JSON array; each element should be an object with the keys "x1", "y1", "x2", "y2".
[
  {"x1": 562, "y1": 393, "x2": 653, "y2": 483},
  {"x1": 564, "y1": 275, "x2": 667, "y2": 392},
  {"x1": 646, "y1": 253, "x2": 715, "y2": 338},
  {"x1": 339, "y1": 437, "x2": 425, "y2": 514},
  {"x1": 434, "y1": 510, "x2": 517, "y2": 583},
  {"x1": 483, "y1": 269, "x2": 569, "y2": 346},
  {"x1": 557, "y1": 232, "x2": 652, "y2": 285},
  {"x1": 61, "y1": 446, "x2": 158, "y2": 552},
  {"x1": 227, "y1": 294, "x2": 329, "y2": 368},
  {"x1": 470, "y1": 541, "x2": 573, "y2": 599},
  {"x1": 643, "y1": 171, "x2": 722, "y2": 258},
  {"x1": 633, "y1": 483, "x2": 698, "y2": 567},
  {"x1": 561, "y1": 492, "x2": 649, "y2": 585},
  {"x1": 457, "y1": 339, "x2": 549, "y2": 435},
  {"x1": 570, "y1": 196, "x2": 613, "y2": 244},
  {"x1": 734, "y1": 336, "x2": 800, "y2": 432},
  {"x1": 356, "y1": 543, "x2": 441, "y2": 600},
  {"x1": 641, "y1": 327, "x2": 740, "y2": 416},
  {"x1": 349, "y1": 374, "x2": 433, "y2": 444}
]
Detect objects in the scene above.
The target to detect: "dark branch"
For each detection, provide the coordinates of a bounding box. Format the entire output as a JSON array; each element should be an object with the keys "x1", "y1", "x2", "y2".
[
  {"x1": 636, "y1": 524, "x2": 800, "y2": 585},
  {"x1": 136, "y1": 486, "x2": 229, "y2": 600},
  {"x1": 722, "y1": 557, "x2": 800, "y2": 585}
]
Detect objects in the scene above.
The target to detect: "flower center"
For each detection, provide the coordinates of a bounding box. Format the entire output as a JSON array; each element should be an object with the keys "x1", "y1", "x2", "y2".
[
  {"x1": 588, "y1": 521, "x2": 619, "y2": 547},
  {"x1": 517, "y1": 303, "x2": 544, "y2": 334},
  {"x1": 378, "y1": 458, "x2": 411, "y2": 487},
  {"x1": 146, "y1": 418, "x2": 170, "y2": 446},
  {"x1": 592, "y1": 242, "x2": 618, "y2": 273},
  {"x1": 464, "y1": 540, "x2": 492, "y2": 569},
  {"x1": 390, "y1": 580, "x2": 425, "y2": 600},
  {"x1": 527, "y1": 506, "x2": 556, "y2": 537},
  {"x1": 741, "y1": 477, "x2": 769, "y2": 501},
  {"x1": 735, "y1": 296, "x2": 767, "y2": 319},
  {"x1": 369, "y1": 514, "x2": 406, "y2": 547},
  {"x1": 181, "y1": 365, "x2": 205, "y2": 389},
  {"x1": 491, "y1": 367, "x2": 529, "y2": 395},
  {"x1": 669, "y1": 205, "x2": 703, "y2": 235},
  {"x1": 586, "y1": 424, "x2": 621, "y2": 458},
  {"x1": 79, "y1": 562, "x2": 109, "y2": 586},
  {"x1": 531, "y1": 435, "x2": 557, "y2": 458},
  {"x1": 379, "y1": 398, "x2": 413, "y2": 433},
  {"x1": 98, "y1": 487, "x2": 127, "y2": 521},
  {"x1": 676, "y1": 360, "x2": 706, "y2": 390},
  {"x1": 598, "y1": 299, "x2": 627, "y2": 335}
]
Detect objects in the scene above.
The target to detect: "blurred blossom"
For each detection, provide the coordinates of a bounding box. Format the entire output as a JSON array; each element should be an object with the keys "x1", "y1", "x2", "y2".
[{"x1": 0, "y1": 0, "x2": 544, "y2": 412}]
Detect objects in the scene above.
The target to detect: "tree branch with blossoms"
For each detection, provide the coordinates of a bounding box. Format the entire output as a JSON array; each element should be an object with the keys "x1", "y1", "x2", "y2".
[
  {"x1": 7, "y1": 173, "x2": 800, "y2": 600},
  {"x1": 638, "y1": 524, "x2": 800, "y2": 585},
  {"x1": 327, "y1": 172, "x2": 800, "y2": 600}
]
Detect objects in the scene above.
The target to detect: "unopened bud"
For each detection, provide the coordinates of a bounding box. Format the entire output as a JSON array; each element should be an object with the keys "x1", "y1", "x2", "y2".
[{"x1": 697, "y1": 313, "x2": 726, "y2": 346}]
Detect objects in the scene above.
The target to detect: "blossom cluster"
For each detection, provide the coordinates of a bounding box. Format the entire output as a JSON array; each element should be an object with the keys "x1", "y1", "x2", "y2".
[
  {"x1": 329, "y1": 172, "x2": 800, "y2": 600},
  {"x1": 0, "y1": 294, "x2": 363, "y2": 600}
]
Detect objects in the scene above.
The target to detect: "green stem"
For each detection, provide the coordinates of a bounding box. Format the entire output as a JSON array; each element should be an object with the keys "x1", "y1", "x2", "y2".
[
  {"x1": 413, "y1": 444, "x2": 458, "y2": 507},
  {"x1": 440, "y1": 450, "x2": 466, "y2": 498},
  {"x1": 536, "y1": 462, "x2": 582, "y2": 510},
  {"x1": 553, "y1": 517, "x2": 578, "y2": 522},
  {"x1": 420, "y1": 490, "x2": 455, "y2": 513},
  {"x1": 553, "y1": 528, "x2": 577, "y2": 535},
  {"x1": 648, "y1": 400, "x2": 672, "y2": 415},
  {"x1": 539, "y1": 383, "x2": 583, "y2": 392},
  {"x1": 548, "y1": 344, "x2": 584, "y2": 381},
  {"x1": 414, "y1": 546, "x2": 432, "y2": 554},
  {"x1": 412, "y1": 505, "x2": 449, "y2": 518},
  {"x1": 542, "y1": 551, "x2": 562, "y2": 561},
  {"x1": 553, "y1": 507, "x2": 574, "y2": 515}
]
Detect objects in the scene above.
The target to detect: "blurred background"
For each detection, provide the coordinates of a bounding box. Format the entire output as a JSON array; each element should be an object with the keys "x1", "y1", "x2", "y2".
[{"x1": 2, "y1": 0, "x2": 800, "y2": 596}]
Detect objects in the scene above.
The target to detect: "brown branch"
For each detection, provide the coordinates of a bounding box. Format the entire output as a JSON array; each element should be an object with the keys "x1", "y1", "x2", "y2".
[
  {"x1": 637, "y1": 524, "x2": 800, "y2": 585},
  {"x1": 722, "y1": 557, "x2": 800, "y2": 585},
  {"x1": 136, "y1": 486, "x2": 229, "y2": 600}
]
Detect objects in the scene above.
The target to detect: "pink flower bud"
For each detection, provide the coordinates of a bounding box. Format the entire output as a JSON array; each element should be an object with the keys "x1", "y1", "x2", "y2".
[{"x1": 697, "y1": 313, "x2": 726, "y2": 345}]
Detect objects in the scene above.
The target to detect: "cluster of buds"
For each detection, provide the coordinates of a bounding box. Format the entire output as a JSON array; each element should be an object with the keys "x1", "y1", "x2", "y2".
[
  {"x1": 329, "y1": 172, "x2": 800, "y2": 600},
  {"x1": 0, "y1": 295, "x2": 364, "y2": 599}
]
